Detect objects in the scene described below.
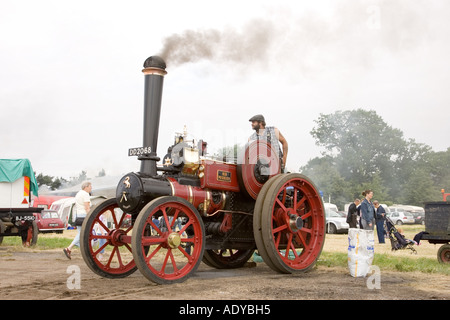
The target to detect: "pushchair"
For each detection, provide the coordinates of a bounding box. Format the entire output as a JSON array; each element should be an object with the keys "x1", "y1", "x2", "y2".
[{"x1": 384, "y1": 216, "x2": 417, "y2": 254}]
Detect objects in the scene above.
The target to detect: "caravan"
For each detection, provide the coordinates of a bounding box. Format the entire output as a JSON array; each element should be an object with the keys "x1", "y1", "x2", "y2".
[{"x1": 50, "y1": 196, "x2": 106, "y2": 228}]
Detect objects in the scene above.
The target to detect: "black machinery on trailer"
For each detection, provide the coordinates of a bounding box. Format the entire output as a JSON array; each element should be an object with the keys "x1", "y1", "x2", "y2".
[{"x1": 422, "y1": 198, "x2": 450, "y2": 263}]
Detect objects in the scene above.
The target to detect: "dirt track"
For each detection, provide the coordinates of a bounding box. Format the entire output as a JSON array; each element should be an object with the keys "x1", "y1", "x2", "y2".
[{"x1": 0, "y1": 246, "x2": 448, "y2": 301}]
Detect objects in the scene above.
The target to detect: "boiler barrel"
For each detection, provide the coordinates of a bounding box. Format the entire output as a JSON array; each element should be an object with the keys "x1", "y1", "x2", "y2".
[{"x1": 116, "y1": 173, "x2": 172, "y2": 214}]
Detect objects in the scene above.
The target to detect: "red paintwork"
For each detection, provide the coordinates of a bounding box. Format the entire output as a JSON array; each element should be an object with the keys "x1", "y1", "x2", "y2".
[
  {"x1": 239, "y1": 140, "x2": 281, "y2": 200},
  {"x1": 31, "y1": 195, "x2": 70, "y2": 210},
  {"x1": 167, "y1": 177, "x2": 226, "y2": 215},
  {"x1": 200, "y1": 160, "x2": 240, "y2": 192}
]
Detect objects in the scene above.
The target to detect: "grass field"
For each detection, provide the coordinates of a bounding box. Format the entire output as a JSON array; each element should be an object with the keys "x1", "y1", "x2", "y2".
[
  {"x1": 1, "y1": 225, "x2": 449, "y2": 275},
  {"x1": 320, "y1": 224, "x2": 449, "y2": 275}
]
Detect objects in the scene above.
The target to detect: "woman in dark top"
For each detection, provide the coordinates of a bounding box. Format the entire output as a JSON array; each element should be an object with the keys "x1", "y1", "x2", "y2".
[{"x1": 360, "y1": 190, "x2": 375, "y2": 230}]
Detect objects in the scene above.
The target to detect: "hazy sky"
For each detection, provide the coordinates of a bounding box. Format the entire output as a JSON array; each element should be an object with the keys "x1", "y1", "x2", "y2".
[{"x1": 1, "y1": 0, "x2": 449, "y2": 180}]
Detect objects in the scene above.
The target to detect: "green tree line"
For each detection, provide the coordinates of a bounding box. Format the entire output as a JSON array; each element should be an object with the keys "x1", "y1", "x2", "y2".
[{"x1": 300, "y1": 109, "x2": 450, "y2": 209}]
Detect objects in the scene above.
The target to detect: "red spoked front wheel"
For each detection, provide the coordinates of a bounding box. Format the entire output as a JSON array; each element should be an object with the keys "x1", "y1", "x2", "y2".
[
  {"x1": 80, "y1": 198, "x2": 137, "y2": 278},
  {"x1": 254, "y1": 173, "x2": 325, "y2": 273},
  {"x1": 132, "y1": 196, "x2": 205, "y2": 284}
]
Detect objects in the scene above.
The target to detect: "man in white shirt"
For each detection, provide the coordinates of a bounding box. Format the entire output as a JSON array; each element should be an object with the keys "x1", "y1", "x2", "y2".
[{"x1": 63, "y1": 181, "x2": 92, "y2": 259}]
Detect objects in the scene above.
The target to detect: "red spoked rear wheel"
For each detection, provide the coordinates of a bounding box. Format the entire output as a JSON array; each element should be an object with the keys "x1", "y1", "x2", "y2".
[
  {"x1": 254, "y1": 173, "x2": 325, "y2": 273},
  {"x1": 80, "y1": 198, "x2": 137, "y2": 278},
  {"x1": 132, "y1": 196, "x2": 205, "y2": 284}
]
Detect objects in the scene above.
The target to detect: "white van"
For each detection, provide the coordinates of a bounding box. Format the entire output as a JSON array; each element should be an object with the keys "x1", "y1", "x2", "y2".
[
  {"x1": 50, "y1": 196, "x2": 106, "y2": 228},
  {"x1": 324, "y1": 203, "x2": 339, "y2": 213}
]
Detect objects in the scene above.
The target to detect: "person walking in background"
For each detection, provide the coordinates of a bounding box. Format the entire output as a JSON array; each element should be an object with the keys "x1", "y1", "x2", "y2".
[
  {"x1": 373, "y1": 200, "x2": 386, "y2": 243},
  {"x1": 346, "y1": 198, "x2": 360, "y2": 228},
  {"x1": 63, "y1": 181, "x2": 92, "y2": 259},
  {"x1": 360, "y1": 190, "x2": 375, "y2": 230}
]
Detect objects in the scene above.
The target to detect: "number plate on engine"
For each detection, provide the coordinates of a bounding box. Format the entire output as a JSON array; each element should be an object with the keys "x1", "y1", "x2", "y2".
[{"x1": 128, "y1": 147, "x2": 152, "y2": 156}]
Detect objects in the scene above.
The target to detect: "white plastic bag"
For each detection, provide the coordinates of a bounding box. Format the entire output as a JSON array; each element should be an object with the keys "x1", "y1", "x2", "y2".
[{"x1": 347, "y1": 228, "x2": 375, "y2": 277}]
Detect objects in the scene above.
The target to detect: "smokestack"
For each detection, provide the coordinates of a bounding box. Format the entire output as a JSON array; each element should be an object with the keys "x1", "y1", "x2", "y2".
[{"x1": 139, "y1": 56, "x2": 167, "y2": 177}]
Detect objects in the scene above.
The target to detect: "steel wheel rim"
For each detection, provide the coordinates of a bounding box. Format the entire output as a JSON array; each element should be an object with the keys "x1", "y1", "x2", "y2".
[
  {"x1": 439, "y1": 245, "x2": 450, "y2": 263},
  {"x1": 253, "y1": 174, "x2": 286, "y2": 273},
  {"x1": 81, "y1": 199, "x2": 136, "y2": 277},
  {"x1": 133, "y1": 197, "x2": 204, "y2": 284},
  {"x1": 262, "y1": 174, "x2": 325, "y2": 272}
]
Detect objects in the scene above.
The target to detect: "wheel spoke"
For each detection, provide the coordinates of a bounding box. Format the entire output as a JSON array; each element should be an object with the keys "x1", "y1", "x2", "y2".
[
  {"x1": 110, "y1": 208, "x2": 119, "y2": 227},
  {"x1": 115, "y1": 210, "x2": 127, "y2": 228},
  {"x1": 274, "y1": 231, "x2": 282, "y2": 249},
  {"x1": 179, "y1": 220, "x2": 192, "y2": 234},
  {"x1": 104, "y1": 247, "x2": 116, "y2": 268},
  {"x1": 301, "y1": 211, "x2": 312, "y2": 220},
  {"x1": 275, "y1": 197, "x2": 287, "y2": 212},
  {"x1": 95, "y1": 217, "x2": 110, "y2": 234},
  {"x1": 290, "y1": 242, "x2": 300, "y2": 259},
  {"x1": 295, "y1": 197, "x2": 307, "y2": 213},
  {"x1": 124, "y1": 243, "x2": 133, "y2": 254},
  {"x1": 170, "y1": 209, "x2": 180, "y2": 229},
  {"x1": 160, "y1": 249, "x2": 171, "y2": 273},
  {"x1": 281, "y1": 189, "x2": 287, "y2": 205},
  {"x1": 295, "y1": 230, "x2": 307, "y2": 248},
  {"x1": 162, "y1": 208, "x2": 172, "y2": 232},
  {"x1": 169, "y1": 250, "x2": 178, "y2": 272},
  {"x1": 146, "y1": 244, "x2": 162, "y2": 263},
  {"x1": 93, "y1": 241, "x2": 108, "y2": 257},
  {"x1": 115, "y1": 247, "x2": 125, "y2": 268},
  {"x1": 272, "y1": 224, "x2": 288, "y2": 235},
  {"x1": 90, "y1": 234, "x2": 110, "y2": 240},
  {"x1": 302, "y1": 227, "x2": 312, "y2": 234},
  {"x1": 285, "y1": 234, "x2": 293, "y2": 258},
  {"x1": 178, "y1": 245, "x2": 192, "y2": 259},
  {"x1": 150, "y1": 220, "x2": 162, "y2": 235}
]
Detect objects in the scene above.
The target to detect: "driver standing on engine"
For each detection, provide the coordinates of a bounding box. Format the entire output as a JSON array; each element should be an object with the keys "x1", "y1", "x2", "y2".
[{"x1": 248, "y1": 114, "x2": 288, "y2": 172}]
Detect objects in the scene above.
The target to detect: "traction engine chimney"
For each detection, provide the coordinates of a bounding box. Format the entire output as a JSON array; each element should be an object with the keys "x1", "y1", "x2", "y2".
[{"x1": 139, "y1": 56, "x2": 167, "y2": 177}]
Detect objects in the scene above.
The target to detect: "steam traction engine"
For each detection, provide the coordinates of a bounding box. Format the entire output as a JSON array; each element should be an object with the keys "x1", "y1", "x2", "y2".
[{"x1": 80, "y1": 56, "x2": 326, "y2": 284}]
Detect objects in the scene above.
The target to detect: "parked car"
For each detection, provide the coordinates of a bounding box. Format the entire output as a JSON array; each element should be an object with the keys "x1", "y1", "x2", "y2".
[
  {"x1": 33, "y1": 209, "x2": 65, "y2": 233},
  {"x1": 386, "y1": 208, "x2": 415, "y2": 225},
  {"x1": 325, "y1": 209, "x2": 349, "y2": 234},
  {"x1": 409, "y1": 211, "x2": 425, "y2": 225},
  {"x1": 337, "y1": 211, "x2": 347, "y2": 218},
  {"x1": 389, "y1": 205, "x2": 424, "y2": 224}
]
